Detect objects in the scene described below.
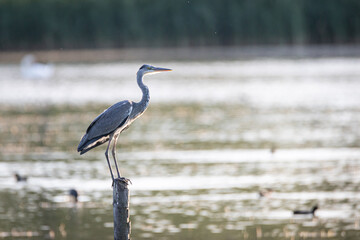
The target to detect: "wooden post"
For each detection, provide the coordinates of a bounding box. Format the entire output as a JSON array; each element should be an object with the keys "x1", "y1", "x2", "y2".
[{"x1": 113, "y1": 178, "x2": 131, "y2": 240}]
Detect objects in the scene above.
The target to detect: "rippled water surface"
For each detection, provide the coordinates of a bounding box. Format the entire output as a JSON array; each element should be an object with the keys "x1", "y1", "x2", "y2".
[{"x1": 1, "y1": 58, "x2": 360, "y2": 239}]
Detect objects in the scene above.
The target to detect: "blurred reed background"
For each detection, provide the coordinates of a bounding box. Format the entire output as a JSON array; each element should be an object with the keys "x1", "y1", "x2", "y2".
[
  {"x1": 0, "y1": 0, "x2": 360, "y2": 240},
  {"x1": 0, "y1": 0, "x2": 359, "y2": 50}
]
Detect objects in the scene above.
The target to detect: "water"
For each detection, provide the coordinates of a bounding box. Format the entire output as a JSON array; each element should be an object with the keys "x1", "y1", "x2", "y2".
[{"x1": 0, "y1": 57, "x2": 360, "y2": 239}]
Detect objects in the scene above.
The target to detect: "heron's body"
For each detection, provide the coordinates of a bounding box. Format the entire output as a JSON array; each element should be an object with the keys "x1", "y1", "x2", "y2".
[
  {"x1": 77, "y1": 100, "x2": 136, "y2": 155},
  {"x1": 77, "y1": 64, "x2": 171, "y2": 181}
]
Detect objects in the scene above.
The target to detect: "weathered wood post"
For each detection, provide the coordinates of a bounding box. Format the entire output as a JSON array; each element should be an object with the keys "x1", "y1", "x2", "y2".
[{"x1": 113, "y1": 178, "x2": 131, "y2": 240}]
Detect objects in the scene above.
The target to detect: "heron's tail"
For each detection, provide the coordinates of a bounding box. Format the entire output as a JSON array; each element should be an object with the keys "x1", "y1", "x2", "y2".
[
  {"x1": 77, "y1": 134, "x2": 109, "y2": 155},
  {"x1": 77, "y1": 134, "x2": 89, "y2": 153}
]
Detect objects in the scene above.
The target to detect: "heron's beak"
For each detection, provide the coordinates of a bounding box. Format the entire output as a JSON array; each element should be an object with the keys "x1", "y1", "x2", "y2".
[{"x1": 153, "y1": 67, "x2": 172, "y2": 72}]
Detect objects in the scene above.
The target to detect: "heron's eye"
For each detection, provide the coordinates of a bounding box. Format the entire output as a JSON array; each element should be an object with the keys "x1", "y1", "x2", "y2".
[{"x1": 147, "y1": 66, "x2": 151, "y2": 70}]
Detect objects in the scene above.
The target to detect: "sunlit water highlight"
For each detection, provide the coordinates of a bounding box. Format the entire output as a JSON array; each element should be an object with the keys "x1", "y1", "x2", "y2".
[
  {"x1": 0, "y1": 58, "x2": 360, "y2": 239},
  {"x1": 1, "y1": 58, "x2": 360, "y2": 108}
]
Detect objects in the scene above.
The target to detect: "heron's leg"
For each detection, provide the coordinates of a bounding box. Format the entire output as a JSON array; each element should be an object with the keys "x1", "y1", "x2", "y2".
[
  {"x1": 105, "y1": 134, "x2": 115, "y2": 181},
  {"x1": 111, "y1": 134, "x2": 121, "y2": 178}
]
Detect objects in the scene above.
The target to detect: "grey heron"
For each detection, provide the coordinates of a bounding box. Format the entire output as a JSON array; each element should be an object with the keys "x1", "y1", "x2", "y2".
[{"x1": 77, "y1": 64, "x2": 171, "y2": 182}]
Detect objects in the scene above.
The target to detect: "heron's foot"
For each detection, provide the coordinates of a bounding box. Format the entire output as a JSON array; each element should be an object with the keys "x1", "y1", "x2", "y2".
[
  {"x1": 119, "y1": 177, "x2": 132, "y2": 185},
  {"x1": 119, "y1": 177, "x2": 132, "y2": 184}
]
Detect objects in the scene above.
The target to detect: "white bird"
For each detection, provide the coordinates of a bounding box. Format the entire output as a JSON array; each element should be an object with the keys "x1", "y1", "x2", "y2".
[{"x1": 20, "y1": 54, "x2": 54, "y2": 79}]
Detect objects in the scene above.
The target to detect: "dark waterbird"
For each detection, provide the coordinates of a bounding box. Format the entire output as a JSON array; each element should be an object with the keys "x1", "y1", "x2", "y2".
[
  {"x1": 69, "y1": 189, "x2": 78, "y2": 203},
  {"x1": 77, "y1": 64, "x2": 171, "y2": 182},
  {"x1": 14, "y1": 173, "x2": 27, "y2": 182},
  {"x1": 293, "y1": 205, "x2": 318, "y2": 216}
]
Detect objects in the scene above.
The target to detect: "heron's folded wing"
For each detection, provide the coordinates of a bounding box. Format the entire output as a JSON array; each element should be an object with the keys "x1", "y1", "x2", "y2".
[{"x1": 85, "y1": 101, "x2": 132, "y2": 140}]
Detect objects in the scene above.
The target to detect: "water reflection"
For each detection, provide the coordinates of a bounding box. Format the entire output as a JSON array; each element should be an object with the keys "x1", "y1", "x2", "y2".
[{"x1": 0, "y1": 59, "x2": 360, "y2": 239}]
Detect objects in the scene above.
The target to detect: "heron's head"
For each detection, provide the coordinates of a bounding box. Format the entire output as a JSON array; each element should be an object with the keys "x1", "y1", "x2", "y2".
[{"x1": 138, "y1": 64, "x2": 172, "y2": 76}]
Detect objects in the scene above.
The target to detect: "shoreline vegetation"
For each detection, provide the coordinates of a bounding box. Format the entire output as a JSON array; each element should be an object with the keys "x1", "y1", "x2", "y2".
[
  {"x1": 0, "y1": 0, "x2": 359, "y2": 52},
  {"x1": 1, "y1": 45, "x2": 360, "y2": 63}
]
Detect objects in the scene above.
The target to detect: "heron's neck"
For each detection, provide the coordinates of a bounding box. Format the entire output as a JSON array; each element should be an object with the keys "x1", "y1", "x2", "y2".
[{"x1": 136, "y1": 72, "x2": 150, "y2": 110}]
